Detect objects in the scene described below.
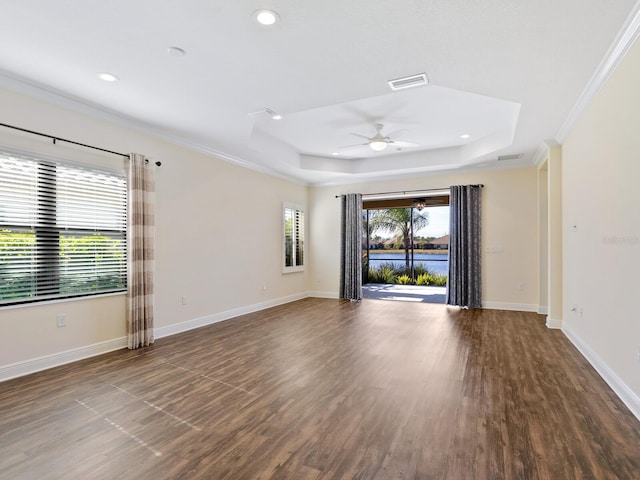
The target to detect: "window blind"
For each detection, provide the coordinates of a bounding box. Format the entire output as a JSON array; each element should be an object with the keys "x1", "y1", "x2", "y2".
[
  {"x1": 294, "y1": 208, "x2": 304, "y2": 267},
  {"x1": 0, "y1": 149, "x2": 127, "y2": 305},
  {"x1": 283, "y1": 204, "x2": 304, "y2": 272}
]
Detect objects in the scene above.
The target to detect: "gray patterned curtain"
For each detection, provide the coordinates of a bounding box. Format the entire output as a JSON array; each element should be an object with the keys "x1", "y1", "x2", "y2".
[
  {"x1": 127, "y1": 153, "x2": 155, "y2": 349},
  {"x1": 446, "y1": 185, "x2": 483, "y2": 308},
  {"x1": 340, "y1": 193, "x2": 363, "y2": 301}
]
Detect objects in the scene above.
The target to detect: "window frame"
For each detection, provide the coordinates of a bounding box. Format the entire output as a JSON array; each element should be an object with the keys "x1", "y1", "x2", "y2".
[{"x1": 282, "y1": 202, "x2": 305, "y2": 273}]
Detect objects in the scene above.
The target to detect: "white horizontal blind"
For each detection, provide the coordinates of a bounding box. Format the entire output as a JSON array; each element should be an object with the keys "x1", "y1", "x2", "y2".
[
  {"x1": 294, "y1": 208, "x2": 304, "y2": 267},
  {"x1": 0, "y1": 149, "x2": 127, "y2": 305},
  {"x1": 283, "y1": 204, "x2": 304, "y2": 272}
]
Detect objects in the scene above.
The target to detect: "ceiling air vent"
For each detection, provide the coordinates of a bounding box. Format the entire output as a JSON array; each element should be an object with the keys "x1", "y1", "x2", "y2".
[
  {"x1": 497, "y1": 154, "x2": 523, "y2": 161},
  {"x1": 387, "y1": 73, "x2": 429, "y2": 91}
]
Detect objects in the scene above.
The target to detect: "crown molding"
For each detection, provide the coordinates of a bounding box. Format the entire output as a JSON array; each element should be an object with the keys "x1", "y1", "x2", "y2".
[
  {"x1": 555, "y1": 1, "x2": 640, "y2": 143},
  {"x1": 532, "y1": 141, "x2": 550, "y2": 168},
  {"x1": 0, "y1": 70, "x2": 307, "y2": 186},
  {"x1": 4, "y1": 0, "x2": 640, "y2": 189}
]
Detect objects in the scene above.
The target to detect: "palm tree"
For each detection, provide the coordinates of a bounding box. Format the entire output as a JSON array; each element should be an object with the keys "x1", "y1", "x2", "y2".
[{"x1": 368, "y1": 208, "x2": 429, "y2": 274}]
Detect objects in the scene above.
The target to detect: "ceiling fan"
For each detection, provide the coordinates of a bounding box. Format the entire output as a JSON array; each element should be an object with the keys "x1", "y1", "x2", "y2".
[{"x1": 341, "y1": 123, "x2": 419, "y2": 152}]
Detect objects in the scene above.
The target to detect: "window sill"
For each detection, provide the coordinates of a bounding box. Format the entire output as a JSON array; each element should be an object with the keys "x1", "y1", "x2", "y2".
[
  {"x1": 0, "y1": 291, "x2": 126, "y2": 311},
  {"x1": 282, "y1": 267, "x2": 304, "y2": 274}
]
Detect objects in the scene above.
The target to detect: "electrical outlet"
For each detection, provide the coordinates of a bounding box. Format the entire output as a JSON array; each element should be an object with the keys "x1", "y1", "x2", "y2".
[
  {"x1": 181, "y1": 296, "x2": 188, "y2": 305},
  {"x1": 56, "y1": 314, "x2": 67, "y2": 328},
  {"x1": 262, "y1": 284, "x2": 267, "y2": 291},
  {"x1": 517, "y1": 283, "x2": 524, "y2": 291},
  {"x1": 637, "y1": 345, "x2": 640, "y2": 363}
]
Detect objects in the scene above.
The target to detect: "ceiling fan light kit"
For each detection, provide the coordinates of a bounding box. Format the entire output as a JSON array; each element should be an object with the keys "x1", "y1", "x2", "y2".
[
  {"x1": 412, "y1": 198, "x2": 427, "y2": 209},
  {"x1": 339, "y1": 123, "x2": 419, "y2": 153},
  {"x1": 369, "y1": 140, "x2": 388, "y2": 151}
]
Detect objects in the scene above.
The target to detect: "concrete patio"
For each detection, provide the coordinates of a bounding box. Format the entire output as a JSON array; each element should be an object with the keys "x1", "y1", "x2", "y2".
[{"x1": 362, "y1": 284, "x2": 447, "y2": 303}]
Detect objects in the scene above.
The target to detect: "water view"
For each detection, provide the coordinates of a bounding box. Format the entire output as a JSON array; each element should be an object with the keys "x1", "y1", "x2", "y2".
[{"x1": 368, "y1": 252, "x2": 449, "y2": 275}]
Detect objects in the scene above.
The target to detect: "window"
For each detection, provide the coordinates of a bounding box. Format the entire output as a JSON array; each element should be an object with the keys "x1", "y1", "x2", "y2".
[
  {"x1": 283, "y1": 203, "x2": 304, "y2": 272},
  {"x1": 0, "y1": 148, "x2": 127, "y2": 306}
]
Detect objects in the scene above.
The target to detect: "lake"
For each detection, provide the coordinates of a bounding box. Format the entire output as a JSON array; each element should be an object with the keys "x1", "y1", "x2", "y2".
[{"x1": 368, "y1": 252, "x2": 449, "y2": 275}]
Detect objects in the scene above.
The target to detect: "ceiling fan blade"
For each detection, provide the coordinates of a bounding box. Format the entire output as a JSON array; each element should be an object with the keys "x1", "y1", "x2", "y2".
[
  {"x1": 386, "y1": 128, "x2": 409, "y2": 139},
  {"x1": 349, "y1": 132, "x2": 372, "y2": 140},
  {"x1": 388, "y1": 140, "x2": 419, "y2": 147},
  {"x1": 339, "y1": 142, "x2": 368, "y2": 149}
]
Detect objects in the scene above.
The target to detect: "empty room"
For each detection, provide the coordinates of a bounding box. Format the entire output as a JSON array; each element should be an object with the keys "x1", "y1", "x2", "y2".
[{"x1": 1, "y1": 1, "x2": 640, "y2": 479}]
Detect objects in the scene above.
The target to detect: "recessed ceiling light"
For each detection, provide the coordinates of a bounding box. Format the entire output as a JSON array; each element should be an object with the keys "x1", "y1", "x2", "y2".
[
  {"x1": 98, "y1": 72, "x2": 119, "y2": 82},
  {"x1": 272, "y1": 114, "x2": 282, "y2": 120},
  {"x1": 254, "y1": 9, "x2": 279, "y2": 26},
  {"x1": 332, "y1": 152, "x2": 340, "y2": 156},
  {"x1": 460, "y1": 134, "x2": 471, "y2": 139},
  {"x1": 167, "y1": 47, "x2": 186, "y2": 57}
]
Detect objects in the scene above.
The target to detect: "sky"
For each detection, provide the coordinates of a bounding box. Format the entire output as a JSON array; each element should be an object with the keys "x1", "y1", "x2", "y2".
[
  {"x1": 415, "y1": 206, "x2": 450, "y2": 238},
  {"x1": 371, "y1": 206, "x2": 450, "y2": 239}
]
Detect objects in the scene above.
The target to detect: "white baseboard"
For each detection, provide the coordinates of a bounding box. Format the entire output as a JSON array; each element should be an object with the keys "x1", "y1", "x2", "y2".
[
  {"x1": 307, "y1": 291, "x2": 339, "y2": 299},
  {"x1": 0, "y1": 337, "x2": 127, "y2": 382},
  {"x1": 1, "y1": 293, "x2": 315, "y2": 383},
  {"x1": 546, "y1": 316, "x2": 563, "y2": 329},
  {"x1": 562, "y1": 324, "x2": 640, "y2": 422},
  {"x1": 5, "y1": 293, "x2": 542, "y2": 382},
  {"x1": 538, "y1": 306, "x2": 549, "y2": 315},
  {"x1": 482, "y1": 302, "x2": 539, "y2": 312},
  {"x1": 311, "y1": 295, "x2": 542, "y2": 312},
  {"x1": 154, "y1": 292, "x2": 308, "y2": 339},
  {"x1": 312, "y1": 295, "x2": 543, "y2": 312}
]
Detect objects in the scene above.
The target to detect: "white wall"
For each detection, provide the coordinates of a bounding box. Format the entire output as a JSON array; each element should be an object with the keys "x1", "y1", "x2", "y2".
[
  {"x1": 562, "y1": 33, "x2": 640, "y2": 412},
  {"x1": 308, "y1": 167, "x2": 540, "y2": 311},
  {"x1": 0, "y1": 87, "x2": 308, "y2": 379}
]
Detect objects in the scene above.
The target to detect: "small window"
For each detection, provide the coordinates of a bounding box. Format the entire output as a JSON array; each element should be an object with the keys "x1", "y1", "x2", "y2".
[{"x1": 283, "y1": 203, "x2": 304, "y2": 273}]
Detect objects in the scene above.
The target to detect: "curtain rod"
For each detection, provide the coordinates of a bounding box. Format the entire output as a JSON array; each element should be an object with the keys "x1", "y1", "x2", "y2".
[
  {"x1": 0, "y1": 122, "x2": 161, "y2": 166},
  {"x1": 334, "y1": 185, "x2": 484, "y2": 199}
]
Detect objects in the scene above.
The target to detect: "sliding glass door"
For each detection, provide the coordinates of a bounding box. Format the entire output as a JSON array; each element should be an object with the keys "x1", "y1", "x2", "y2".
[{"x1": 363, "y1": 204, "x2": 449, "y2": 287}]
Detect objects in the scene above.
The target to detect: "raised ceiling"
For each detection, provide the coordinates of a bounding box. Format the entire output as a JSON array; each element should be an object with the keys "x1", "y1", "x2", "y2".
[{"x1": 0, "y1": 0, "x2": 639, "y2": 184}]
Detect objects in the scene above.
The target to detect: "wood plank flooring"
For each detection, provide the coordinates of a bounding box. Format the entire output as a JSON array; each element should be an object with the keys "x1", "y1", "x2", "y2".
[{"x1": 1, "y1": 298, "x2": 639, "y2": 479}]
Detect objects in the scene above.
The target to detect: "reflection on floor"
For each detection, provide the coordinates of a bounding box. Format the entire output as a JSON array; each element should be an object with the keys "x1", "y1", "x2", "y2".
[{"x1": 363, "y1": 284, "x2": 446, "y2": 303}]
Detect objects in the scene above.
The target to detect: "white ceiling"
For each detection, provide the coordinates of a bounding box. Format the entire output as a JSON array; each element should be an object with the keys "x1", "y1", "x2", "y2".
[{"x1": 0, "y1": 0, "x2": 639, "y2": 185}]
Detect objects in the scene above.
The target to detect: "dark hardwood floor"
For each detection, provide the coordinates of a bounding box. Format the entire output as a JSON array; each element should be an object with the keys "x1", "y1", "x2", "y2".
[{"x1": 1, "y1": 298, "x2": 639, "y2": 479}]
